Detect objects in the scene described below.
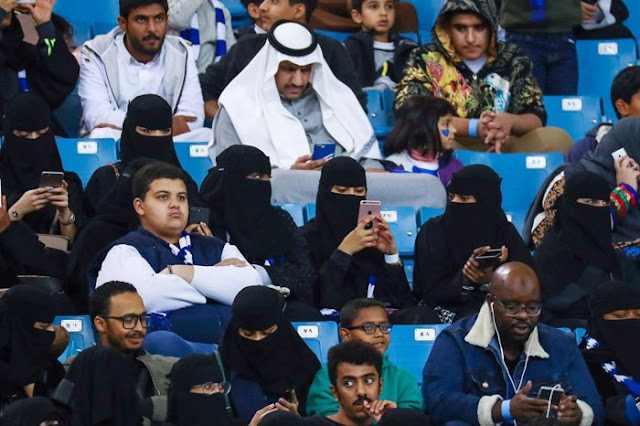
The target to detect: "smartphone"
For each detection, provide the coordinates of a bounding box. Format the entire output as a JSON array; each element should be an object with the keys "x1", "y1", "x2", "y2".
[
  {"x1": 312, "y1": 143, "x2": 336, "y2": 161},
  {"x1": 39, "y1": 171, "x2": 64, "y2": 188},
  {"x1": 537, "y1": 386, "x2": 565, "y2": 406},
  {"x1": 188, "y1": 206, "x2": 210, "y2": 225},
  {"x1": 358, "y1": 200, "x2": 381, "y2": 230},
  {"x1": 285, "y1": 388, "x2": 295, "y2": 402},
  {"x1": 475, "y1": 248, "x2": 503, "y2": 268},
  {"x1": 612, "y1": 147, "x2": 628, "y2": 161}
]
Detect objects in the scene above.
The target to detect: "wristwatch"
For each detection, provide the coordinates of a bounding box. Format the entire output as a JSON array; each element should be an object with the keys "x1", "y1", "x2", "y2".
[
  {"x1": 10, "y1": 210, "x2": 19, "y2": 219},
  {"x1": 59, "y1": 211, "x2": 76, "y2": 226}
]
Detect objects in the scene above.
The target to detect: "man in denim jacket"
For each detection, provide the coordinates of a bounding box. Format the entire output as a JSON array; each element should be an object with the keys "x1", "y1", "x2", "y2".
[{"x1": 423, "y1": 262, "x2": 604, "y2": 425}]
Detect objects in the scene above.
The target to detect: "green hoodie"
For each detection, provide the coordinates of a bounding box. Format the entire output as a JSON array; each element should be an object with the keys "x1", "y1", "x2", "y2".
[
  {"x1": 305, "y1": 354, "x2": 424, "y2": 416},
  {"x1": 395, "y1": 0, "x2": 546, "y2": 124}
]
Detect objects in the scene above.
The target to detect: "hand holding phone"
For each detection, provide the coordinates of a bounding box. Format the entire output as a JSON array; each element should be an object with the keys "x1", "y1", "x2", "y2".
[
  {"x1": 312, "y1": 143, "x2": 336, "y2": 161},
  {"x1": 39, "y1": 171, "x2": 64, "y2": 188},
  {"x1": 537, "y1": 385, "x2": 565, "y2": 407},
  {"x1": 475, "y1": 248, "x2": 503, "y2": 268},
  {"x1": 358, "y1": 200, "x2": 381, "y2": 230},
  {"x1": 188, "y1": 206, "x2": 210, "y2": 226}
]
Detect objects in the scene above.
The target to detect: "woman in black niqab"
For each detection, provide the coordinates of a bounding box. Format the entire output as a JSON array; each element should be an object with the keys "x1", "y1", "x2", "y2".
[
  {"x1": 413, "y1": 165, "x2": 532, "y2": 323},
  {"x1": 220, "y1": 286, "x2": 320, "y2": 424},
  {"x1": 0, "y1": 92, "x2": 84, "y2": 236},
  {"x1": 0, "y1": 396, "x2": 63, "y2": 426},
  {"x1": 301, "y1": 157, "x2": 415, "y2": 310},
  {"x1": 84, "y1": 94, "x2": 198, "y2": 215}
]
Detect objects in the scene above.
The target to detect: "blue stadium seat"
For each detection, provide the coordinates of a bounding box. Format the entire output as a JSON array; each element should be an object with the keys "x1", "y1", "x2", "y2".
[
  {"x1": 455, "y1": 151, "x2": 564, "y2": 213},
  {"x1": 315, "y1": 30, "x2": 352, "y2": 43},
  {"x1": 404, "y1": 259, "x2": 414, "y2": 290},
  {"x1": 223, "y1": 0, "x2": 249, "y2": 19},
  {"x1": 54, "y1": 0, "x2": 119, "y2": 39},
  {"x1": 418, "y1": 206, "x2": 444, "y2": 227},
  {"x1": 93, "y1": 22, "x2": 118, "y2": 37},
  {"x1": 273, "y1": 202, "x2": 305, "y2": 227},
  {"x1": 144, "y1": 330, "x2": 217, "y2": 357},
  {"x1": 52, "y1": 88, "x2": 82, "y2": 138},
  {"x1": 543, "y1": 96, "x2": 603, "y2": 143},
  {"x1": 71, "y1": 22, "x2": 93, "y2": 46},
  {"x1": 365, "y1": 88, "x2": 395, "y2": 137},
  {"x1": 576, "y1": 39, "x2": 638, "y2": 121},
  {"x1": 381, "y1": 206, "x2": 416, "y2": 256},
  {"x1": 53, "y1": 315, "x2": 96, "y2": 362},
  {"x1": 173, "y1": 142, "x2": 213, "y2": 189},
  {"x1": 386, "y1": 324, "x2": 449, "y2": 385},
  {"x1": 305, "y1": 203, "x2": 317, "y2": 222},
  {"x1": 505, "y1": 210, "x2": 526, "y2": 237},
  {"x1": 292, "y1": 321, "x2": 339, "y2": 364},
  {"x1": 574, "y1": 327, "x2": 587, "y2": 344},
  {"x1": 55, "y1": 138, "x2": 118, "y2": 188},
  {"x1": 403, "y1": 0, "x2": 445, "y2": 35},
  {"x1": 625, "y1": 3, "x2": 640, "y2": 45}
]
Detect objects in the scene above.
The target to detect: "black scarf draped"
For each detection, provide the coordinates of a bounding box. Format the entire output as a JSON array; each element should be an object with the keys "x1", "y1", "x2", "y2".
[
  {"x1": 0, "y1": 14, "x2": 38, "y2": 75},
  {"x1": 0, "y1": 396, "x2": 63, "y2": 426},
  {"x1": 200, "y1": 145, "x2": 293, "y2": 260},
  {"x1": 306, "y1": 157, "x2": 383, "y2": 275},
  {"x1": 220, "y1": 286, "x2": 320, "y2": 400},
  {"x1": 536, "y1": 171, "x2": 619, "y2": 295},
  {"x1": 0, "y1": 286, "x2": 55, "y2": 394},
  {"x1": 119, "y1": 94, "x2": 180, "y2": 167},
  {"x1": 0, "y1": 92, "x2": 62, "y2": 197},
  {"x1": 62, "y1": 346, "x2": 140, "y2": 426},
  {"x1": 587, "y1": 280, "x2": 640, "y2": 380},
  {"x1": 443, "y1": 164, "x2": 512, "y2": 266},
  {"x1": 168, "y1": 353, "x2": 231, "y2": 426}
]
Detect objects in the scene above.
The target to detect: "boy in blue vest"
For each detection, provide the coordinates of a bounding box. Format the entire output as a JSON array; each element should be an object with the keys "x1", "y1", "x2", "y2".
[{"x1": 92, "y1": 162, "x2": 261, "y2": 342}]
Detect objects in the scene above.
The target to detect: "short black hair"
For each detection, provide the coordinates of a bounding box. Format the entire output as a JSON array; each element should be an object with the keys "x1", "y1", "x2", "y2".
[
  {"x1": 90, "y1": 281, "x2": 138, "y2": 322},
  {"x1": 383, "y1": 95, "x2": 456, "y2": 158},
  {"x1": 339, "y1": 298, "x2": 387, "y2": 328},
  {"x1": 51, "y1": 13, "x2": 73, "y2": 39},
  {"x1": 132, "y1": 162, "x2": 189, "y2": 200},
  {"x1": 351, "y1": 0, "x2": 396, "y2": 12},
  {"x1": 611, "y1": 66, "x2": 640, "y2": 119},
  {"x1": 120, "y1": 0, "x2": 169, "y2": 19},
  {"x1": 291, "y1": 0, "x2": 318, "y2": 22},
  {"x1": 328, "y1": 341, "x2": 382, "y2": 387},
  {"x1": 241, "y1": 0, "x2": 261, "y2": 8}
]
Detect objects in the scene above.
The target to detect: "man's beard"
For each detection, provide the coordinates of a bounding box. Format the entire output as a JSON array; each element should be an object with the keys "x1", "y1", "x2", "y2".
[{"x1": 130, "y1": 33, "x2": 164, "y2": 56}]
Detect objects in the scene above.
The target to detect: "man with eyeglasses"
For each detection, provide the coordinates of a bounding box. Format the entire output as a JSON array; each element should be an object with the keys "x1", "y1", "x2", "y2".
[
  {"x1": 423, "y1": 262, "x2": 604, "y2": 425},
  {"x1": 56, "y1": 281, "x2": 178, "y2": 425},
  {"x1": 307, "y1": 298, "x2": 423, "y2": 416}
]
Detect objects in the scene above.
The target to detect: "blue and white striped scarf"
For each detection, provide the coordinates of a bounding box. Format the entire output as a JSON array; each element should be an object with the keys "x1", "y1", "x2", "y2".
[
  {"x1": 586, "y1": 336, "x2": 640, "y2": 396},
  {"x1": 169, "y1": 232, "x2": 194, "y2": 265},
  {"x1": 180, "y1": 0, "x2": 227, "y2": 63}
]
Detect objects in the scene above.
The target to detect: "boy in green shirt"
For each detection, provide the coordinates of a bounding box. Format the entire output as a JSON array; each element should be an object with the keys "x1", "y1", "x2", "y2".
[{"x1": 306, "y1": 299, "x2": 424, "y2": 415}]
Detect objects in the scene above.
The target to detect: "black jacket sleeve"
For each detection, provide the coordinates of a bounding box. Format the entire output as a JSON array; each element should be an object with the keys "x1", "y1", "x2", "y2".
[
  {"x1": 317, "y1": 249, "x2": 355, "y2": 309},
  {"x1": 28, "y1": 21, "x2": 79, "y2": 109},
  {"x1": 344, "y1": 32, "x2": 374, "y2": 87},
  {"x1": 264, "y1": 210, "x2": 317, "y2": 305}
]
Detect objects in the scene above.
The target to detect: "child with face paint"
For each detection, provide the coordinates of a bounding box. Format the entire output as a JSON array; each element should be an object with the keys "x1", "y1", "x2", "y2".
[{"x1": 382, "y1": 96, "x2": 463, "y2": 187}]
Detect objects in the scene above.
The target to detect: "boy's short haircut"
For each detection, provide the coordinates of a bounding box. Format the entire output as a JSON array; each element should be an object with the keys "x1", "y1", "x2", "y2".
[
  {"x1": 328, "y1": 341, "x2": 383, "y2": 387},
  {"x1": 120, "y1": 0, "x2": 169, "y2": 19},
  {"x1": 241, "y1": 0, "x2": 261, "y2": 8},
  {"x1": 611, "y1": 66, "x2": 640, "y2": 119},
  {"x1": 132, "y1": 162, "x2": 189, "y2": 200},
  {"x1": 291, "y1": 0, "x2": 318, "y2": 22},
  {"x1": 90, "y1": 281, "x2": 138, "y2": 322},
  {"x1": 339, "y1": 298, "x2": 387, "y2": 328},
  {"x1": 351, "y1": 0, "x2": 396, "y2": 12}
]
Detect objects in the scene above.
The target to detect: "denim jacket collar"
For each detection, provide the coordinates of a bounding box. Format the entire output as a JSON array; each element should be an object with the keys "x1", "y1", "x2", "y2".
[{"x1": 464, "y1": 303, "x2": 550, "y2": 359}]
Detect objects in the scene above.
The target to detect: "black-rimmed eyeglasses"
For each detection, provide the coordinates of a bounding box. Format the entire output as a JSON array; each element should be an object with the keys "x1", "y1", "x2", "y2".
[
  {"x1": 102, "y1": 314, "x2": 151, "y2": 329},
  {"x1": 345, "y1": 323, "x2": 393, "y2": 334}
]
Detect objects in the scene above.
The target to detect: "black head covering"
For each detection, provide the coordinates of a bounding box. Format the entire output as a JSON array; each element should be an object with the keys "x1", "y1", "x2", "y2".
[
  {"x1": 220, "y1": 286, "x2": 320, "y2": 403},
  {"x1": 443, "y1": 164, "x2": 511, "y2": 265},
  {"x1": 200, "y1": 145, "x2": 294, "y2": 260},
  {"x1": 0, "y1": 285, "x2": 55, "y2": 390},
  {"x1": 377, "y1": 408, "x2": 432, "y2": 426},
  {"x1": 0, "y1": 92, "x2": 63, "y2": 194},
  {"x1": 258, "y1": 411, "x2": 306, "y2": 425},
  {"x1": 536, "y1": 171, "x2": 618, "y2": 292},
  {"x1": 119, "y1": 94, "x2": 180, "y2": 167},
  {"x1": 168, "y1": 353, "x2": 231, "y2": 426},
  {"x1": 588, "y1": 280, "x2": 640, "y2": 378},
  {"x1": 0, "y1": 397, "x2": 63, "y2": 426},
  {"x1": 62, "y1": 346, "x2": 139, "y2": 426}
]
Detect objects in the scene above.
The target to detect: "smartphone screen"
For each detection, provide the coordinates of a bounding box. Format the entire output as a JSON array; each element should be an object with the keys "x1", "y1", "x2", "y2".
[
  {"x1": 537, "y1": 386, "x2": 564, "y2": 406},
  {"x1": 39, "y1": 171, "x2": 64, "y2": 188},
  {"x1": 312, "y1": 143, "x2": 336, "y2": 161},
  {"x1": 358, "y1": 200, "x2": 381, "y2": 229},
  {"x1": 475, "y1": 248, "x2": 503, "y2": 268},
  {"x1": 188, "y1": 207, "x2": 210, "y2": 226}
]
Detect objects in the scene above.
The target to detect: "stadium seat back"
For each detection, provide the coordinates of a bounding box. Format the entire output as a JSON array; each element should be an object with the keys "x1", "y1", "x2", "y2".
[
  {"x1": 292, "y1": 321, "x2": 339, "y2": 364},
  {"x1": 418, "y1": 206, "x2": 444, "y2": 227},
  {"x1": 403, "y1": 0, "x2": 445, "y2": 36},
  {"x1": 627, "y1": 3, "x2": 640, "y2": 44},
  {"x1": 403, "y1": 258, "x2": 414, "y2": 290},
  {"x1": 305, "y1": 203, "x2": 317, "y2": 222},
  {"x1": 53, "y1": 315, "x2": 96, "y2": 362},
  {"x1": 365, "y1": 88, "x2": 395, "y2": 137},
  {"x1": 381, "y1": 206, "x2": 416, "y2": 256},
  {"x1": 315, "y1": 30, "x2": 351, "y2": 42},
  {"x1": 55, "y1": 138, "x2": 118, "y2": 188},
  {"x1": 273, "y1": 202, "x2": 305, "y2": 227},
  {"x1": 576, "y1": 39, "x2": 638, "y2": 121},
  {"x1": 504, "y1": 210, "x2": 526, "y2": 237},
  {"x1": 173, "y1": 142, "x2": 213, "y2": 189},
  {"x1": 543, "y1": 96, "x2": 603, "y2": 142},
  {"x1": 455, "y1": 151, "x2": 564, "y2": 213},
  {"x1": 386, "y1": 324, "x2": 449, "y2": 385},
  {"x1": 144, "y1": 330, "x2": 217, "y2": 357}
]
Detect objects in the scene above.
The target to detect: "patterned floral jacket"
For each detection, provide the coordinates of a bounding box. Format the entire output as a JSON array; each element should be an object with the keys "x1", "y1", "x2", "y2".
[{"x1": 395, "y1": 0, "x2": 547, "y2": 125}]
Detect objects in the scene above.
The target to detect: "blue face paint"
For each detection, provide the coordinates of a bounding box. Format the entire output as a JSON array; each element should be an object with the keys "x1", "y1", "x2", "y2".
[{"x1": 441, "y1": 129, "x2": 450, "y2": 137}]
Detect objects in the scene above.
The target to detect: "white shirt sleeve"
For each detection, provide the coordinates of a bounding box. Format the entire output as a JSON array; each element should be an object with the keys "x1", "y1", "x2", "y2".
[
  {"x1": 78, "y1": 46, "x2": 127, "y2": 131},
  {"x1": 189, "y1": 243, "x2": 263, "y2": 305},
  {"x1": 176, "y1": 46, "x2": 205, "y2": 130},
  {"x1": 95, "y1": 245, "x2": 207, "y2": 313},
  {"x1": 167, "y1": 0, "x2": 207, "y2": 31}
]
